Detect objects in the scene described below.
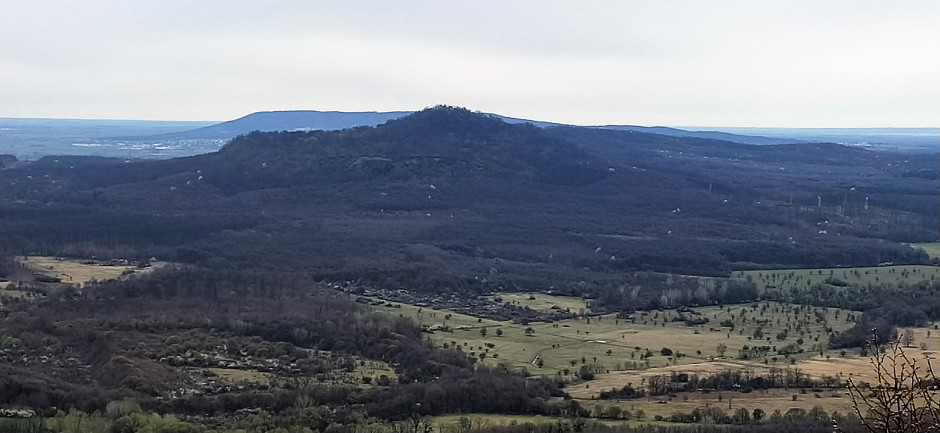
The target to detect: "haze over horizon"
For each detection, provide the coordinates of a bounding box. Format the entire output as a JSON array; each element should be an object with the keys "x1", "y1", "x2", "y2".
[{"x1": 2, "y1": 1, "x2": 939, "y2": 128}]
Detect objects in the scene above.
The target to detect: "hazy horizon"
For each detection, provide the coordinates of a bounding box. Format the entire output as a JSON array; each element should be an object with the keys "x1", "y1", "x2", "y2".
[
  {"x1": 2, "y1": 111, "x2": 938, "y2": 130},
  {"x1": 5, "y1": 112, "x2": 934, "y2": 136},
  {"x1": 3, "y1": 1, "x2": 939, "y2": 128}
]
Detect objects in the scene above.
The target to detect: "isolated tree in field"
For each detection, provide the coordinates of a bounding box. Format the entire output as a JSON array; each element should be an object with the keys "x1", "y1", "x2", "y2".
[
  {"x1": 732, "y1": 407, "x2": 750, "y2": 424},
  {"x1": 480, "y1": 327, "x2": 487, "y2": 338},
  {"x1": 579, "y1": 365, "x2": 595, "y2": 380},
  {"x1": 840, "y1": 332, "x2": 940, "y2": 433},
  {"x1": 524, "y1": 326, "x2": 535, "y2": 336},
  {"x1": 902, "y1": 328, "x2": 915, "y2": 347},
  {"x1": 716, "y1": 343, "x2": 727, "y2": 357},
  {"x1": 496, "y1": 328, "x2": 503, "y2": 337},
  {"x1": 752, "y1": 408, "x2": 765, "y2": 422}
]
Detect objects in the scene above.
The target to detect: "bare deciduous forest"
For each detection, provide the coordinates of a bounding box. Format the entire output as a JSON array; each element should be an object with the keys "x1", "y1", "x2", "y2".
[{"x1": 1, "y1": 107, "x2": 937, "y2": 432}]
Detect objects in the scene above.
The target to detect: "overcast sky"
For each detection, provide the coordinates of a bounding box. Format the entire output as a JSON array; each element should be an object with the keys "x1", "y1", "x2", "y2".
[{"x1": 2, "y1": 1, "x2": 938, "y2": 127}]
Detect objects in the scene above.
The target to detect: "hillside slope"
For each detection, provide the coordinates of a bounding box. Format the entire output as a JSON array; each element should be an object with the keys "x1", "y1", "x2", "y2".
[
  {"x1": 135, "y1": 109, "x2": 803, "y2": 146},
  {"x1": 2, "y1": 107, "x2": 936, "y2": 301}
]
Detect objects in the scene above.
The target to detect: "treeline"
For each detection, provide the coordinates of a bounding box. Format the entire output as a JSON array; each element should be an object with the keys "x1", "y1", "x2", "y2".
[
  {"x1": 598, "y1": 368, "x2": 841, "y2": 404},
  {"x1": 0, "y1": 405, "x2": 867, "y2": 433},
  {"x1": 764, "y1": 272, "x2": 940, "y2": 313},
  {"x1": 637, "y1": 367, "x2": 836, "y2": 397},
  {"x1": 588, "y1": 273, "x2": 759, "y2": 312},
  {"x1": 421, "y1": 409, "x2": 863, "y2": 433}
]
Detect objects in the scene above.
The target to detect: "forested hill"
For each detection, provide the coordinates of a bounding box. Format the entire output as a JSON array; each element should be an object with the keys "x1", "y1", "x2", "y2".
[
  {"x1": 131, "y1": 108, "x2": 798, "y2": 146},
  {"x1": 211, "y1": 106, "x2": 608, "y2": 190},
  {"x1": 1, "y1": 107, "x2": 937, "y2": 295}
]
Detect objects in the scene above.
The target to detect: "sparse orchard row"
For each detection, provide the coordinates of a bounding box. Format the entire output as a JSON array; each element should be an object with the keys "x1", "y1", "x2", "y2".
[
  {"x1": 735, "y1": 265, "x2": 940, "y2": 295},
  {"x1": 370, "y1": 295, "x2": 863, "y2": 375}
]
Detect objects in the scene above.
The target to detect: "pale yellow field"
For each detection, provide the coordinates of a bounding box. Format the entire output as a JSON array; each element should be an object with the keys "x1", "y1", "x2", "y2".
[
  {"x1": 208, "y1": 358, "x2": 397, "y2": 389},
  {"x1": 908, "y1": 326, "x2": 939, "y2": 353},
  {"x1": 566, "y1": 361, "x2": 753, "y2": 399},
  {"x1": 355, "y1": 364, "x2": 399, "y2": 386},
  {"x1": 0, "y1": 282, "x2": 34, "y2": 300},
  {"x1": 324, "y1": 359, "x2": 399, "y2": 388},
  {"x1": 797, "y1": 325, "x2": 938, "y2": 384},
  {"x1": 429, "y1": 413, "x2": 663, "y2": 431},
  {"x1": 492, "y1": 292, "x2": 590, "y2": 314},
  {"x1": 912, "y1": 242, "x2": 940, "y2": 260},
  {"x1": 368, "y1": 296, "x2": 935, "y2": 423},
  {"x1": 17, "y1": 256, "x2": 164, "y2": 285},
  {"x1": 207, "y1": 368, "x2": 271, "y2": 385},
  {"x1": 369, "y1": 298, "x2": 855, "y2": 377},
  {"x1": 369, "y1": 299, "x2": 505, "y2": 330},
  {"x1": 577, "y1": 388, "x2": 854, "y2": 420}
]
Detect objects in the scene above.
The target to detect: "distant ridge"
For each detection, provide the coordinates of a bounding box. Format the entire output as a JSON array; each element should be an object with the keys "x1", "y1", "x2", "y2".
[
  {"x1": 144, "y1": 110, "x2": 412, "y2": 139},
  {"x1": 139, "y1": 109, "x2": 804, "y2": 146},
  {"x1": 597, "y1": 125, "x2": 805, "y2": 145},
  {"x1": 6, "y1": 109, "x2": 934, "y2": 161}
]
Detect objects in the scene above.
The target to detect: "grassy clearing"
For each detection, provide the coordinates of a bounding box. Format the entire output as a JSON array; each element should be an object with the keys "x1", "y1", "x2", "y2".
[
  {"x1": 369, "y1": 299, "x2": 505, "y2": 330},
  {"x1": 567, "y1": 324, "x2": 940, "y2": 399},
  {"x1": 369, "y1": 298, "x2": 856, "y2": 377},
  {"x1": 0, "y1": 286, "x2": 30, "y2": 298},
  {"x1": 207, "y1": 368, "x2": 271, "y2": 385},
  {"x1": 207, "y1": 357, "x2": 397, "y2": 389},
  {"x1": 566, "y1": 361, "x2": 747, "y2": 399},
  {"x1": 369, "y1": 298, "x2": 938, "y2": 424},
  {"x1": 430, "y1": 413, "x2": 560, "y2": 430},
  {"x1": 912, "y1": 242, "x2": 940, "y2": 260},
  {"x1": 734, "y1": 265, "x2": 940, "y2": 293},
  {"x1": 370, "y1": 296, "x2": 937, "y2": 425},
  {"x1": 429, "y1": 392, "x2": 854, "y2": 429},
  {"x1": 346, "y1": 359, "x2": 399, "y2": 388},
  {"x1": 799, "y1": 324, "x2": 937, "y2": 379},
  {"x1": 0, "y1": 282, "x2": 36, "y2": 302},
  {"x1": 492, "y1": 292, "x2": 589, "y2": 314},
  {"x1": 17, "y1": 256, "x2": 164, "y2": 285},
  {"x1": 428, "y1": 413, "x2": 665, "y2": 431},
  {"x1": 578, "y1": 388, "x2": 855, "y2": 421}
]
